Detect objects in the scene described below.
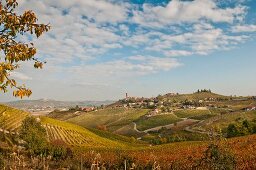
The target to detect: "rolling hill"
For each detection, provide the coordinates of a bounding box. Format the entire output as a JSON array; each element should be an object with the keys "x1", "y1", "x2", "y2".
[
  {"x1": 67, "y1": 108, "x2": 149, "y2": 132},
  {"x1": 0, "y1": 104, "x2": 145, "y2": 148},
  {"x1": 162, "y1": 91, "x2": 229, "y2": 101},
  {"x1": 1, "y1": 103, "x2": 256, "y2": 169}
]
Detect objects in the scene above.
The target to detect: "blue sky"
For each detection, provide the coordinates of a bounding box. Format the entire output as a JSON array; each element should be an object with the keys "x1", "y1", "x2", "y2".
[{"x1": 1, "y1": 0, "x2": 256, "y2": 101}]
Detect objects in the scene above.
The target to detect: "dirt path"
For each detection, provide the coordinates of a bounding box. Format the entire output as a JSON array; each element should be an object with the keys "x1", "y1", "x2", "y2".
[
  {"x1": 132, "y1": 122, "x2": 141, "y2": 133},
  {"x1": 184, "y1": 117, "x2": 220, "y2": 136},
  {"x1": 132, "y1": 118, "x2": 199, "y2": 133}
]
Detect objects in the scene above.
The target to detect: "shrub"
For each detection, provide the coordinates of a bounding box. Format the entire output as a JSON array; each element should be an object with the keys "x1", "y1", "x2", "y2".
[{"x1": 50, "y1": 140, "x2": 68, "y2": 160}]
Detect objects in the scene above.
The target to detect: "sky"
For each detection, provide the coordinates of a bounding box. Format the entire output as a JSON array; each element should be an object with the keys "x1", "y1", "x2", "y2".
[{"x1": 1, "y1": 0, "x2": 256, "y2": 102}]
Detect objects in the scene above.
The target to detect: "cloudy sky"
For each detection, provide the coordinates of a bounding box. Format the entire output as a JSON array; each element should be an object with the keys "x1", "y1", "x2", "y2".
[{"x1": 1, "y1": 0, "x2": 256, "y2": 102}]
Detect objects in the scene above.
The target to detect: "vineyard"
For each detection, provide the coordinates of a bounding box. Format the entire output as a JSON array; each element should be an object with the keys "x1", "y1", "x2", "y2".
[
  {"x1": 40, "y1": 117, "x2": 132, "y2": 149},
  {"x1": 0, "y1": 104, "x2": 29, "y2": 132},
  {"x1": 71, "y1": 134, "x2": 256, "y2": 169}
]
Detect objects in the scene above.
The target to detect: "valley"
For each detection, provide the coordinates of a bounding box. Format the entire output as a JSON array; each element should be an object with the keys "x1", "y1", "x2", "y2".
[{"x1": 1, "y1": 91, "x2": 256, "y2": 169}]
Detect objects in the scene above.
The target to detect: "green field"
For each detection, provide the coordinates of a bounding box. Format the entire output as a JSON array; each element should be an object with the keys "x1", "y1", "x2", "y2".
[
  {"x1": 135, "y1": 114, "x2": 181, "y2": 131},
  {"x1": 0, "y1": 104, "x2": 29, "y2": 132}
]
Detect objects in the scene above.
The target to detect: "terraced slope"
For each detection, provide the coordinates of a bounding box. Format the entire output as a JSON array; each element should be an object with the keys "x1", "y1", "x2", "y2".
[
  {"x1": 40, "y1": 117, "x2": 136, "y2": 148},
  {"x1": 0, "y1": 104, "x2": 29, "y2": 132}
]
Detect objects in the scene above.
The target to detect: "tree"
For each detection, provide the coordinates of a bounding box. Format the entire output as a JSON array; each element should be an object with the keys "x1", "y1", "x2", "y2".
[
  {"x1": 0, "y1": 0, "x2": 50, "y2": 98},
  {"x1": 19, "y1": 116, "x2": 49, "y2": 155},
  {"x1": 227, "y1": 124, "x2": 239, "y2": 138}
]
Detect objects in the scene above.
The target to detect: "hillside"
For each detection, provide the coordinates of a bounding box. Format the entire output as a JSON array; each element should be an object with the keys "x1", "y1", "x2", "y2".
[
  {"x1": 47, "y1": 109, "x2": 82, "y2": 121},
  {"x1": 0, "y1": 104, "x2": 29, "y2": 132},
  {"x1": 41, "y1": 116, "x2": 145, "y2": 149},
  {"x1": 67, "y1": 108, "x2": 149, "y2": 131},
  {"x1": 160, "y1": 91, "x2": 227, "y2": 102},
  {"x1": 0, "y1": 104, "x2": 145, "y2": 148}
]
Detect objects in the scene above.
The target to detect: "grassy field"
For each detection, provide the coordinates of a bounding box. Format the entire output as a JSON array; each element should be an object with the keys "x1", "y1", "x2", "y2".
[
  {"x1": 135, "y1": 114, "x2": 181, "y2": 131},
  {"x1": 173, "y1": 109, "x2": 215, "y2": 120},
  {"x1": 67, "y1": 108, "x2": 149, "y2": 131},
  {"x1": 0, "y1": 104, "x2": 29, "y2": 132}
]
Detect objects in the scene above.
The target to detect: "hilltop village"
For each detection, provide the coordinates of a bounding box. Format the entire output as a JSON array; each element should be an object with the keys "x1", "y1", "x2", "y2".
[{"x1": 106, "y1": 90, "x2": 256, "y2": 117}]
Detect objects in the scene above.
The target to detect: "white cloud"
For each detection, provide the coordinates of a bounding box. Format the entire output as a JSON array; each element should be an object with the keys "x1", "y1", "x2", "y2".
[
  {"x1": 69, "y1": 55, "x2": 181, "y2": 78},
  {"x1": 164, "y1": 50, "x2": 193, "y2": 57},
  {"x1": 232, "y1": 25, "x2": 256, "y2": 33},
  {"x1": 132, "y1": 0, "x2": 246, "y2": 28}
]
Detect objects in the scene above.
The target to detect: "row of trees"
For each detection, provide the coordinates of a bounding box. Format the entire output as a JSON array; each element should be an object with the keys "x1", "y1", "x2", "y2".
[{"x1": 196, "y1": 89, "x2": 212, "y2": 93}]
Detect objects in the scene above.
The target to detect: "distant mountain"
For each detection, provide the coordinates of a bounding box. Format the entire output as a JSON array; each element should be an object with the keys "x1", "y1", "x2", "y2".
[{"x1": 3, "y1": 99, "x2": 115, "y2": 110}]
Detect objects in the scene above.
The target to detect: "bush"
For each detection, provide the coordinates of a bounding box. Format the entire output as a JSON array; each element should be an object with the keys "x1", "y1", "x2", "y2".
[{"x1": 50, "y1": 140, "x2": 69, "y2": 160}]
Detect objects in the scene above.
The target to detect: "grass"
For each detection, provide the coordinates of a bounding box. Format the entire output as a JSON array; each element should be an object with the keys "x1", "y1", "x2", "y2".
[
  {"x1": 67, "y1": 108, "x2": 149, "y2": 131},
  {"x1": 173, "y1": 109, "x2": 215, "y2": 120},
  {"x1": 135, "y1": 114, "x2": 181, "y2": 131}
]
